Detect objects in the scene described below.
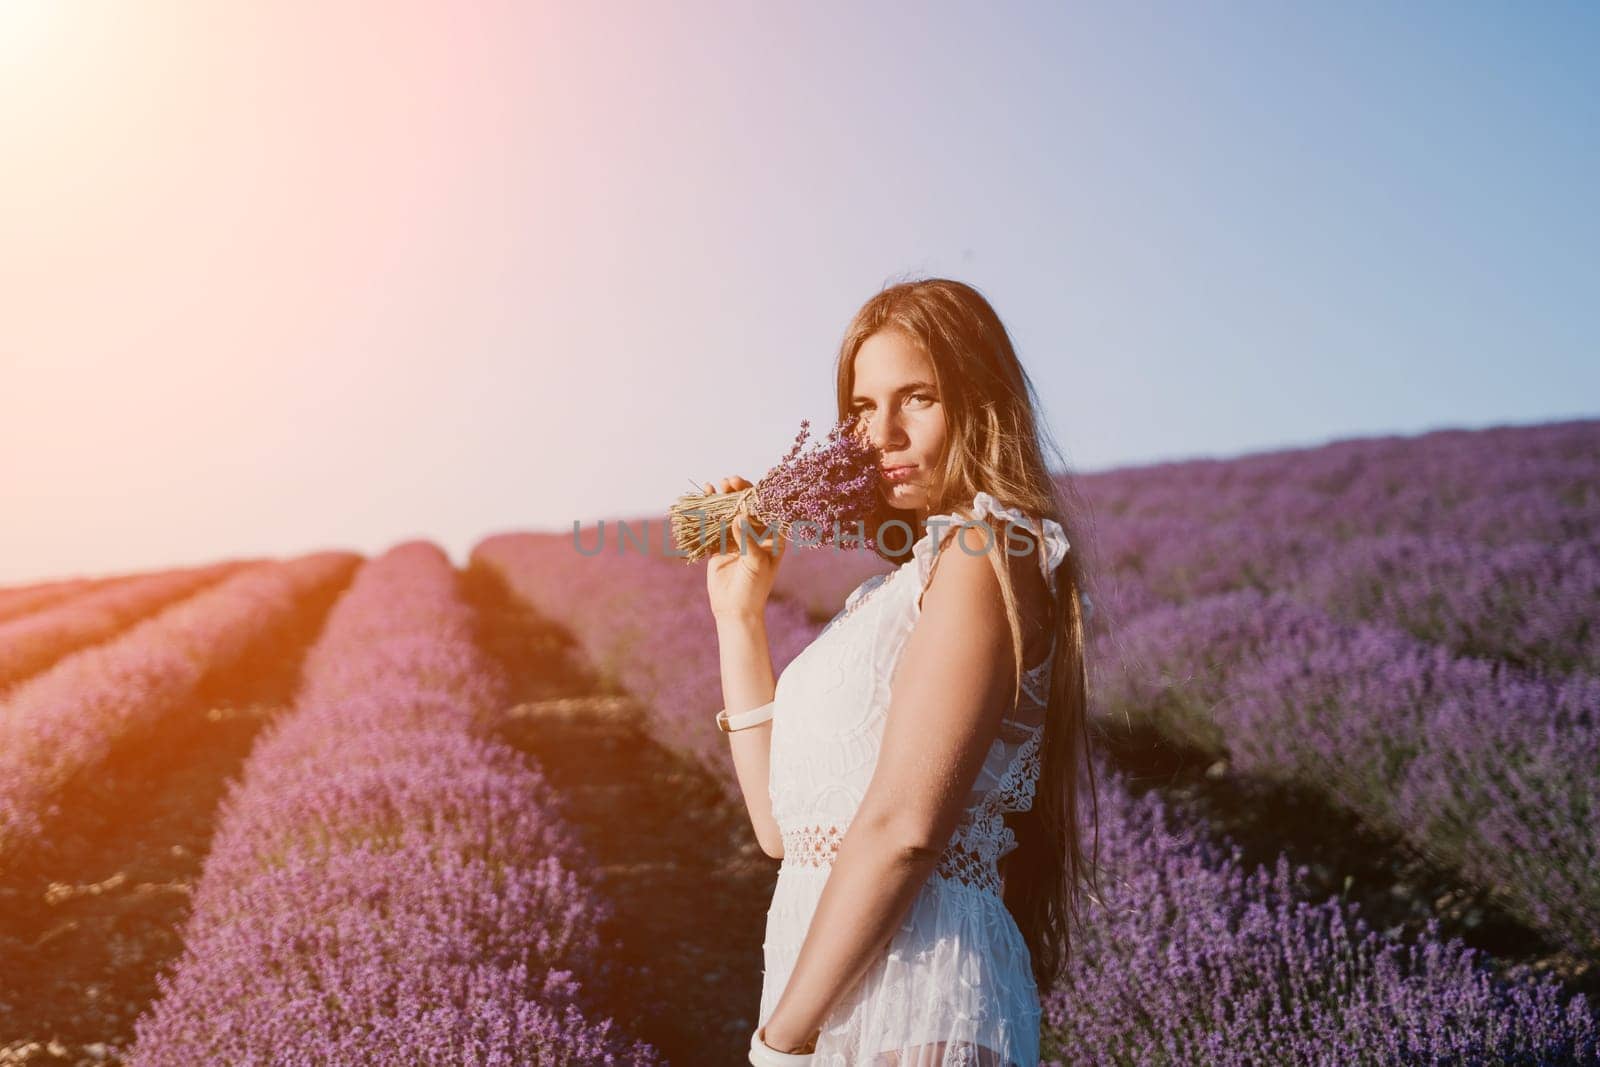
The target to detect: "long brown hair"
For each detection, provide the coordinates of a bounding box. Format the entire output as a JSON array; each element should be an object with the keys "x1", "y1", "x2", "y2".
[{"x1": 833, "y1": 276, "x2": 1102, "y2": 991}]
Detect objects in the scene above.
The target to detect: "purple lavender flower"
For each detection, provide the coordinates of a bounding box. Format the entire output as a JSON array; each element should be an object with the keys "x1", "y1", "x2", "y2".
[
  {"x1": 669, "y1": 415, "x2": 884, "y2": 561},
  {"x1": 126, "y1": 543, "x2": 661, "y2": 1065},
  {"x1": 753, "y1": 415, "x2": 885, "y2": 549}
]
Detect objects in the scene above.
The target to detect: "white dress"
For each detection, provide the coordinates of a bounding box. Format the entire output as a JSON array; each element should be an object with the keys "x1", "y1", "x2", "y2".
[{"x1": 759, "y1": 490, "x2": 1070, "y2": 1067}]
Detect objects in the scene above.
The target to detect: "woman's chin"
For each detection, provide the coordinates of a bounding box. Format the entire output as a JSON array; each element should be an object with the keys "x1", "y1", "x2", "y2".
[{"x1": 879, "y1": 483, "x2": 925, "y2": 508}]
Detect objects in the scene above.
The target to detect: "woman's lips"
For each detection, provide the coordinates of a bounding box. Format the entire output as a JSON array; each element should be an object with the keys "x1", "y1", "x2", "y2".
[{"x1": 882, "y1": 465, "x2": 916, "y2": 483}]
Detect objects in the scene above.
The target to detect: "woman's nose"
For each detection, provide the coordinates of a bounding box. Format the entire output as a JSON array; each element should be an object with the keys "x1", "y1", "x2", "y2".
[{"x1": 868, "y1": 413, "x2": 904, "y2": 451}]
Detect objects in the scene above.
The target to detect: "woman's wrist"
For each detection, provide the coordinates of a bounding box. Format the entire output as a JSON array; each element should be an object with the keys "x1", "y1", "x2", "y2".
[{"x1": 714, "y1": 604, "x2": 767, "y2": 629}]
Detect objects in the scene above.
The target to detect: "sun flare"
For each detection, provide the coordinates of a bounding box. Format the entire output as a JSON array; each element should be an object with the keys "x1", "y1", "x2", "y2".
[{"x1": 0, "y1": 0, "x2": 62, "y2": 72}]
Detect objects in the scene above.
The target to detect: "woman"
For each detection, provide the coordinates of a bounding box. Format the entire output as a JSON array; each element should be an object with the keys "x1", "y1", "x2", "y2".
[{"x1": 704, "y1": 278, "x2": 1100, "y2": 1065}]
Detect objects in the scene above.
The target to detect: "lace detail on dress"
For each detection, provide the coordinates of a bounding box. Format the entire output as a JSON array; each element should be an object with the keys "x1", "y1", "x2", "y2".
[
  {"x1": 930, "y1": 838, "x2": 1004, "y2": 898},
  {"x1": 992, "y1": 725, "x2": 1045, "y2": 819},
  {"x1": 781, "y1": 824, "x2": 1006, "y2": 899},
  {"x1": 1019, "y1": 656, "x2": 1051, "y2": 707},
  {"x1": 784, "y1": 823, "x2": 846, "y2": 865}
]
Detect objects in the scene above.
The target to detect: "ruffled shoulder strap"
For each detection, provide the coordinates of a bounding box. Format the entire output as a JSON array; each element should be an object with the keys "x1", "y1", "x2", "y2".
[{"x1": 911, "y1": 489, "x2": 1071, "y2": 600}]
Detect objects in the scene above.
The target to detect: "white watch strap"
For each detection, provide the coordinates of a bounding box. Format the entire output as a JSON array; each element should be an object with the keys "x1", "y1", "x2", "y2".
[
  {"x1": 749, "y1": 1026, "x2": 815, "y2": 1064},
  {"x1": 719, "y1": 699, "x2": 776, "y2": 732}
]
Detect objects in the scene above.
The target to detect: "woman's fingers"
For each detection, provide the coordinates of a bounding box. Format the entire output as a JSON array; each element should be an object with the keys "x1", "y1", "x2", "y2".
[
  {"x1": 705, "y1": 477, "x2": 750, "y2": 494},
  {"x1": 703, "y1": 475, "x2": 751, "y2": 495},
  {"x1": 702, "y1": 476, "x2": 763, "y2": 555},
  {"x1": 704, "y1": 477, "x2": 737, "y2": 552}
]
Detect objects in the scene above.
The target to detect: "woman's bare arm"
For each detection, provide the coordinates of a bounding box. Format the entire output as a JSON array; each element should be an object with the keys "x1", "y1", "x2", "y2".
[
  {"x1": 701, "y1": 472, "x2": 787, "y2": 859},
  {"x1": 716, "y1": 608, "x2": 784, "y2": 858}
]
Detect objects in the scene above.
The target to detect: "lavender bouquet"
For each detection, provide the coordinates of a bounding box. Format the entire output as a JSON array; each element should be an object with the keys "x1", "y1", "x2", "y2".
[{"x1": 670, "y1": 416, "x2": 884, "y2": 563}]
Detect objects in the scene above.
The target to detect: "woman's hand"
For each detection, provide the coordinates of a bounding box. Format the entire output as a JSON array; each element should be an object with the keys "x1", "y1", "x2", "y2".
[{"x1": 703, "y1": 475, "x2": 784, "y2": 620}]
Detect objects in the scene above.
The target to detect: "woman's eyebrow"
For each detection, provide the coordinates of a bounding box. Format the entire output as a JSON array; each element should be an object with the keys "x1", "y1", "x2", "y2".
[{"x1": 850, "y1": 380, "x2": 938, "y2": 402}]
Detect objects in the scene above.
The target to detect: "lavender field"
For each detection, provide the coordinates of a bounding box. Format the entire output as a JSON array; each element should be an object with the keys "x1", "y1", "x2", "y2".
[{"x1": 1, "y1": 418, "x2": 1596, "y2": 1065}]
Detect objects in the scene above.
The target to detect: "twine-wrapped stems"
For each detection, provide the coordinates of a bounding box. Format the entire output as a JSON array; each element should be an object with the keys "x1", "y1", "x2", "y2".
[{"x1": 670, "y1": 485, "x2": 788, "y2": 563}]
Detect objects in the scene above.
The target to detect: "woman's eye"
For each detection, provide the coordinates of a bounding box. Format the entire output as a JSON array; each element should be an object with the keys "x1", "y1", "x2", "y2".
[{"x1": 909, "y1": 393, "x2": 936, "y2": 406}]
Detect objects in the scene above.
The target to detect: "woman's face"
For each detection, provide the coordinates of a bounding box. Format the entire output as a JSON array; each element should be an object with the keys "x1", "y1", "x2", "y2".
[{"x1": 849, "y1": 329, "x2": 948, "y2": 522}]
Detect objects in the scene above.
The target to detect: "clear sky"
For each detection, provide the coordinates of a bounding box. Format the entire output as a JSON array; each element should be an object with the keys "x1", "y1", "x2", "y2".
[{"x1": 2, "y1": 1, "x2": 1596, "y2": 583}]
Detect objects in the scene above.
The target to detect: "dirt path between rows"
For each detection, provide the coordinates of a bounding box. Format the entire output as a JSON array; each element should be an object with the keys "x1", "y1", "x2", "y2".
[
  {"x1": 464, "y1": 560, "x2": 778, "y2": 1065},
  {"x1": 0, "y1": 578, "x2": 348, "y2": 1066},
  {"x1": 497, "y1": 696, "x2": 776, "y2": 1062}
]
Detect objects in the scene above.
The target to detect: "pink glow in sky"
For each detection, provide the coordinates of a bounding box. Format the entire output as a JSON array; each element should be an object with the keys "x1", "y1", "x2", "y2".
[{"x1": 3, "y1": 3, "x2": 1595, "y2": 583}]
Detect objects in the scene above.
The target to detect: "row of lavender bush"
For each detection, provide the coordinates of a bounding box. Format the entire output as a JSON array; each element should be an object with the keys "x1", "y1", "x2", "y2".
[
  {"x1": 1080, "y1": 421, "x2": 1600, "y2": 673},
  {"x1": 0, "y1": 559, "x2": 248, "y2": 692},
  {"x1": 1076, "y1": 421, "x2": 1600, "y2": 956},
  {"x1": 474, "y1": 531, "x2": 1597, "y2": 1062},
  {"x1": 0, "y1": 571, "x2": 123, "y2": 626},
  {"x1": 473, "y1": 530, "x2": 819, "y2": 795},
  {"x1": 128, "y1": 542, "x2": 659, "y2": 1066},
  {"x1": 0, "y1": 552, "x2": 359, "y2": 860},
  {"x1": 1041, "y1": 761, "x2": 1596, "y2": 1065},
  {"x1": 1092, "y1": 515, "x2": 1599, "y2": 680},
  {"x1": 1102, "y1": 588, "x2": 1600, "y2": 958},
  {"x1": 1078, "y1": 419, "x2": 1598, "y2": 547}
]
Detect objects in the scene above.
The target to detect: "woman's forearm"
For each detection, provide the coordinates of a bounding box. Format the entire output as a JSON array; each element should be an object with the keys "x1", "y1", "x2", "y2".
[
  {"x1": 715, "y1": 609, "x2": 783, "y2": 857},
  {"x1": 761, "y1": 819, "x2": 938, "y2": 1049}
]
